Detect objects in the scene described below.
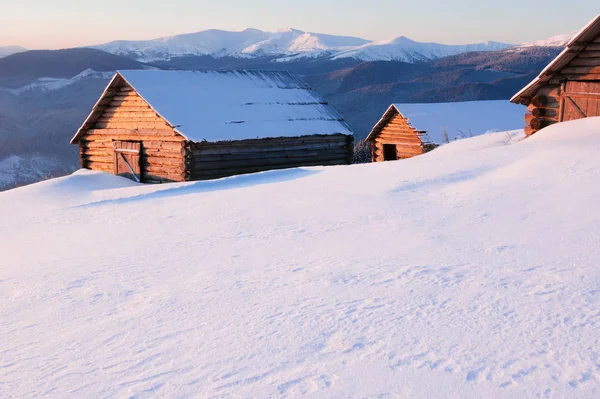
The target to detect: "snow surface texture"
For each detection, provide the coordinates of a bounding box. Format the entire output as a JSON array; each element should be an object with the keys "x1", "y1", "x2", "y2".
[
  {"x1": 393, "y1": 101, "x2": 526, "y2": 144},
  {"x1": 114, "y1": 70, "x2": 352, "y2": 142},
  {"x1": 93, "y1": 28, "x2": 512, "y2": 62},
  {"x1": 3, "y1": 118, "x2": 600, "y2": 397}
]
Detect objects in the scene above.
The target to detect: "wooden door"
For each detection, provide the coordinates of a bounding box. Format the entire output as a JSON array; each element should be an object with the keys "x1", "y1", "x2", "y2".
[
  {"x1": 113, "y1": 141, "x2": 142, "y2": 182},
  {"x1": 560, "y1": 81, "x2": 600, "y2": 122}
]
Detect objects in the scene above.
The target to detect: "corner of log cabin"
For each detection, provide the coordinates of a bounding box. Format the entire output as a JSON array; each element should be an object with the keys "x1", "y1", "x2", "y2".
[
  {"x1": 75, "y1": 77, "x2": 189, "y2": 183},
  {"x1": 513, "y1": 17, "x2": 600, "y2": 137}
]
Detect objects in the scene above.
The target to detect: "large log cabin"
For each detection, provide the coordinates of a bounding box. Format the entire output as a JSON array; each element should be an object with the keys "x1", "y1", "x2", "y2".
[
  {"x1": 511, "y1": 14, "x2": 600, "y2": 136},
  {"x1": 70, "y1": 70, "x2": 354, "y2": 183},
  {"x1": 365, "y1": 104, "x2": 437, "y2": 162}
]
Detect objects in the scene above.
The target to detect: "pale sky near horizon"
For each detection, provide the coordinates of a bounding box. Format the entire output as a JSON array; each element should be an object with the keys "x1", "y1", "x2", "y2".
[{"x1": 0, "y1": 0, "x2": 597, "y2": 49}]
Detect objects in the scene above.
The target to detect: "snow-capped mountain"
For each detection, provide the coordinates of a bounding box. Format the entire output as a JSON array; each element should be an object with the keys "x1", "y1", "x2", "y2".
[
  {"x1": 0, "y1": 45, "x2": 27, "y2": 58},
  {"x1": 517, "y1": 32, "x2": 575, "y2": 48},
  {"x1": 332, "y1": 36, "x2": 511, "y2": 62},
  {"x1": 93, "y1": 28, "x2": 513, "y2": 63},
  {"x1": 95, "y1": 28, "x2": 370, "y2": 62}
]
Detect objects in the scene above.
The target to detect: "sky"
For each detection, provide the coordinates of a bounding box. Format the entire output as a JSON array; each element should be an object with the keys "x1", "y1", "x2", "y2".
[{"x1": 0, "y1": 0, "x2": 597, "y2": 49}]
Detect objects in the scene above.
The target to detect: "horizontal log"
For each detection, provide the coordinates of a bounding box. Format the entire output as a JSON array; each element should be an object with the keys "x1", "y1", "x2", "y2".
[
  {"x1": 193, "y1": 142, "x2": 349, "y2": 155},
  {"x1": 527, "y1": 102, "x2": 559, "y2": 113},
  {"x1": 85, "y1": 135, "x2": 184, "y2": 143},
  {"x1": 560, "y1": 66, "x2": 600, "y2": 74},
  {"x1": 144, "y1": 175, "x2": 186, "y2": 183},
  {"x1": 530, "y1": 118, "x2": 555, "y2": 131},
  {"x1": 192, "y1": 159, "x2": 349, "y2": 179},
  {"x1": 119, "y1": 86, "x2": 134, "y2": 92},
  {"x1": 111, "y1": 93, "x2": 139, "y2": 101},
  {"x1": 524, "y1": 113, "x2": 535, "y2": 124},
  {"x1": 83, "y1": 149, "x2": 114, "y2": 157},
  {"x1": 568, "y1": 57, "x2": 600, "y2": 67},
  {"x1": 144, "y1": 157, "x2": 184, "y2": 167},
  {"x1": 86, "y1": 128, "x2": 177, "y2": 136},
  {"x1": 560, "y1": 73, "x2": 600, "y2": 80},
  {"x1": 532, "y1": 107, "x2": 559, "y2": 118},
  {"x1": 191, "y1": 134, "x2": 349, "y2": 149},
  {"x1": 586, "y1": 44, "x2": 600, "y2": 51},
  {"x1": 81, "y1": 139, "x2": 185, "y2": 150},
  {"x1": 376, "y1": 134, "x2": 424, "y2": 142},
  {"x1": 143, "y1": 148, "x2": 185, "y2": 158},
  {"x1": 83, "y1": 154, "x2": 114, "y2": 163},
  {"x1": 194, "y1": 155, "x2": 350, "y2": 171},
  {"x1": 103, "y1": 106, "x2": 153, "y2": 113},
  {"x1": 101, "y1": 111, "x2": 161, "y2": 118},
  {"x1": 87, "y1": 160, "x2": 114, "y2": 169},
  {"x1": 579, "y1": 51, "x2": 600, "y2": 58},
  {"x1": 146, "y1": 165, "x2": 185, "y2": 175},
  {"x1": 95, "y1": 121, "x2": 172, "y2": 129},
  {"x1": 194, "y1": 148, "x2": 349, "y2": 163},
  {"x1": 109, "y1": 100, "x2": 149, "y2": 107}
]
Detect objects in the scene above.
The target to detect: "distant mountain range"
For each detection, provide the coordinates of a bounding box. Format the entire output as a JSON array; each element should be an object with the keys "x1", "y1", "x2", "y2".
[
  {"x1": 92, "y1": 28, "x2": 515, "y2": 63},
  {"x1": 2, "y1": 27, "x2": 574, "y2": 64}
]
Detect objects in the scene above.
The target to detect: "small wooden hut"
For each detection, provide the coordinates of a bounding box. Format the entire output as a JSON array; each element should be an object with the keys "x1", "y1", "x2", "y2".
[
  {"x1": 365, "y1": 104, "x2": 436, "y2": 162},
  {"x1": 70, "y1": 70, "x2": 354, "y2": 183},
  {"x1": 511, "y1": 14, "x2": 600, "y2": 135}
]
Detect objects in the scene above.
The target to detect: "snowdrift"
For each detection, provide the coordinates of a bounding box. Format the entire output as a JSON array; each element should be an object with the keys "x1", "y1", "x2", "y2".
[{"x1": 2, "y1": 118, "x2": 600, "y2": 398}]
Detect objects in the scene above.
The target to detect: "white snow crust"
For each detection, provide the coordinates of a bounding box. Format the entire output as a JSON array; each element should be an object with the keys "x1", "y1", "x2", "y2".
[{"x1": 2, "y1": 118, "x2": 600, "y2": 397}]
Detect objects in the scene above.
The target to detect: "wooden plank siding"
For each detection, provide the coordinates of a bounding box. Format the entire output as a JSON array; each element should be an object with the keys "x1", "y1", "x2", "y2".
[
  {"x1": 368, "y1": 112, "x2": 434, "y2": 162},
  {"x1": 77, "y1": 80, "x2": 188, "y2": 183},
  {"x1": 191, "y1": 134, "x2": 353, "y2": 180}
]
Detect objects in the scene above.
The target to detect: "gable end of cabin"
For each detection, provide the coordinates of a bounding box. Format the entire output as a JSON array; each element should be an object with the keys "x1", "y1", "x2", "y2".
[
  {"x1": 72, "y1": 74, "x2": 192, "y2": 183},
  {"x1": 367, "y1": 106, "x2": 435, "y2": 162}
]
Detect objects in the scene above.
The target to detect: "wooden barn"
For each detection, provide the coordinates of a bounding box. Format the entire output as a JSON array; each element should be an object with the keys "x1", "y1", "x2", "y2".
[
  {"x1": 511, "y1": 14, "x2": 600, "y2": 136},
  {"x1": 365, "y1": 104, "x2": 437, "y2": 162},
  {"x1": 70, "y1": 70, "x2": 354, "y2": 183}
]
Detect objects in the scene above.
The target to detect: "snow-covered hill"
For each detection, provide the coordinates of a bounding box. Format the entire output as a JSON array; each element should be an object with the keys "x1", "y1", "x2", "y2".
[
  {"x1": 94, "y1": 28, "x2": 512, "y2": 62},
  {"x1": 0, "y1": 45, "x2": 26, "y2": 58},
  {"x1": 2, "y1": 118, "x2": 600, "y2": 397}
]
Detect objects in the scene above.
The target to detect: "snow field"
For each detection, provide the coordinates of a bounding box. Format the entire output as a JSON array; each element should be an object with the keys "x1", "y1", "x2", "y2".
[{"x1": 1, "y1": 119, "x2": 600, "y2": 397}]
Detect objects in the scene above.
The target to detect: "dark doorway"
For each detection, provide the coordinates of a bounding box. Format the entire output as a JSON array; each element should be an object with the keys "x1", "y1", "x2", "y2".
[{"x1": 383, "y1": 144, "x2": 397, "y2": 161}]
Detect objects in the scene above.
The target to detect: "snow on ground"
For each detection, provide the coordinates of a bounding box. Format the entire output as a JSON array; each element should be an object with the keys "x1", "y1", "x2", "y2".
[
  {"x1": 2, "y1": 118, "x2": 600, "y2": 398},
  {"x1": 394, "y1": 100, "x2": 526, "y2": 144}
]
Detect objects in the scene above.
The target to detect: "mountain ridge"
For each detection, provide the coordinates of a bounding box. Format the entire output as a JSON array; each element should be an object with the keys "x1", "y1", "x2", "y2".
[{"x1": 92, "y1": 28, "x2": 515, "y2": 63}]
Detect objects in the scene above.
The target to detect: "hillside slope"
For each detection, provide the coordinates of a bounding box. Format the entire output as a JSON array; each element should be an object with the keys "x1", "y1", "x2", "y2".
[{"x1": 2, "y1": 118, "x2": 600, "y2": 397}]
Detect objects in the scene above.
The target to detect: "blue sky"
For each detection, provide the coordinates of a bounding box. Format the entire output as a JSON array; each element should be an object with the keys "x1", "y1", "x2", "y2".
[{"x1": 0, "y1": 0, "x2": 597, "y2": 48}]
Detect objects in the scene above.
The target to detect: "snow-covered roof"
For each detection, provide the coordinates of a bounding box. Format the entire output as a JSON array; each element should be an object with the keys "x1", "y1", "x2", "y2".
[
  {"x1": 72, "y1": 69, "x2": 352, "y2": 144},
  {"x1": 511, "y1": 14, "x2": 600, "y2": 105},
  {"x1": 366, "y1": 101, "x2": 526, "y2": 145}
]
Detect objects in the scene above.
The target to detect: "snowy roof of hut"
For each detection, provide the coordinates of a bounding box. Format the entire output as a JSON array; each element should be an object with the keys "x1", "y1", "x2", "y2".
[{"x1": 71, "y1": 69, "x2": 353, "y2": 144}]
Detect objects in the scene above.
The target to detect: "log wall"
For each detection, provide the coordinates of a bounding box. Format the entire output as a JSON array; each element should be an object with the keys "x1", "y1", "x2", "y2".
[
  {"x1": 190, "y1": 134, "x2": 353, "y2": 180},
  {"x1": 524, "y1": 40, "x2": 600, "y2": 136},
  {"x1": 77, "y1": 84, "x2": 189, "y2": 183},
  {"x1": 371, "y1": 113, "x2": 428, "y2": 162}
]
